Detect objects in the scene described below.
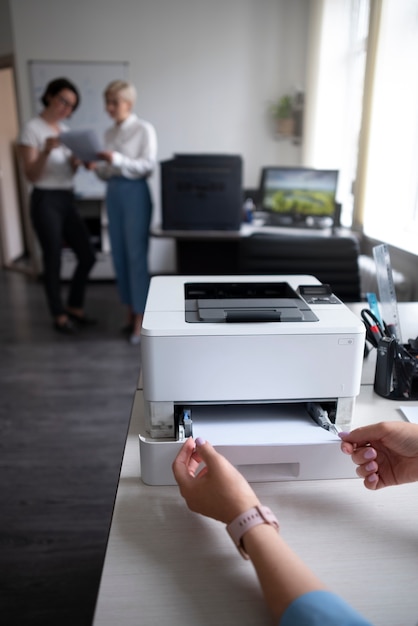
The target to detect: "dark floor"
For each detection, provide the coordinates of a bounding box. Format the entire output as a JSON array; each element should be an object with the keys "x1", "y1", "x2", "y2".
[{"x1": 0, "y1": 269, "x2": 142, "y2": 626}]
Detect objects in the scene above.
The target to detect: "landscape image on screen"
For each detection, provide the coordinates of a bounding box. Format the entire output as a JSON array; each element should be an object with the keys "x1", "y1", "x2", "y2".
[{"x1": 261, "y1": 168, "x2": 338, "y2": 218}]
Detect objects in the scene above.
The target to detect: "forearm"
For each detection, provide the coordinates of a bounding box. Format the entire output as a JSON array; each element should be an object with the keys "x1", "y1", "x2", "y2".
[
  {"x1": 242, "y1": 524, "x2": 326, "y2": 622},
  {"x1": 174, "y1": 439, "x2": 372, "y2": 625},
  {"x1": 111, "y1": 151, "x2": 155, "y2": 178},
  {"x1": 23, "y1": 149, "x2": 50, "y2": 183}
]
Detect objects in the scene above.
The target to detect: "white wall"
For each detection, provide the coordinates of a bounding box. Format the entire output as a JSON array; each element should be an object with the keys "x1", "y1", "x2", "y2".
[{"x1": 9, "y1": 0, "x2": 309, "y2": 272}]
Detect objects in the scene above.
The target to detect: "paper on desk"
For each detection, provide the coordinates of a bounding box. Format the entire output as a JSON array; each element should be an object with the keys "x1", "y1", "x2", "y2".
[
  {"x1": 190, "y1": 403, "x2": 340, "y2": 446},
  {"x1": 59, "y1": 129, "x2": 102, "y2": 162},
  {"x1": 400, "y1": 406, "x2": 418, "y2": 425}
]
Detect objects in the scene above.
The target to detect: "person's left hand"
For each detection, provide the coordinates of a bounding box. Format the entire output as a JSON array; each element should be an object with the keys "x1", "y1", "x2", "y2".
[
  {"x1": 339, "y1": 422, "x2": 418, "y2": 490},
  {"x1": 97, "y1": 150, "x2": 113, "y2": 163}
]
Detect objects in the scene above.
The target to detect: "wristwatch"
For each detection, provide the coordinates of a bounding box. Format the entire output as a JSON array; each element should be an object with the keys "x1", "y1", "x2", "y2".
[{"x1": 226, "y1": 505, "x2": 279, "y2": 559}]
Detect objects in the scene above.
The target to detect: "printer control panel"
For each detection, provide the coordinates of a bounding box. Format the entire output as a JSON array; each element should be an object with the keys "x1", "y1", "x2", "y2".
[{"x1": 297, "y1": 284, "x2": 341, "y2": 305}]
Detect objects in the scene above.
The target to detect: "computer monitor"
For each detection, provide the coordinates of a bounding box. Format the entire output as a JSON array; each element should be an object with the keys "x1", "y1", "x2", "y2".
[
  {"x1": 161, "y1": 154, "x2": 243, "y2": 231},
  {"x1": 258, "y1": 166, "x2": 339, "y2": 228}
]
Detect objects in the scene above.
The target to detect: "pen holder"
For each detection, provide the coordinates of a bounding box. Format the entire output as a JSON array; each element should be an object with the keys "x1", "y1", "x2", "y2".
[{"x1": 374, "y1": 336, "x2": 418, "y2": 400}]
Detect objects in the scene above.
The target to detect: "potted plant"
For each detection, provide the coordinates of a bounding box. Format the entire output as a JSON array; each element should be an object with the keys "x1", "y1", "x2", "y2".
[{"x1": 272, "y1": 95, "x2": 294, "y2": 136}]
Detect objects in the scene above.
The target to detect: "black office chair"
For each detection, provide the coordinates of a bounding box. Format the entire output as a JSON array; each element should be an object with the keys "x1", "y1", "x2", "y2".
[{"x1": 238, "y1": 233, "x2": 362, "y2": 302}]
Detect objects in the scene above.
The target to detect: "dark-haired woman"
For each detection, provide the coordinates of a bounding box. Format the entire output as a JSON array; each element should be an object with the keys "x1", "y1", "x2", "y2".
[{"x1": 18, "y1": 78, "x2": 96, "y2": 333}]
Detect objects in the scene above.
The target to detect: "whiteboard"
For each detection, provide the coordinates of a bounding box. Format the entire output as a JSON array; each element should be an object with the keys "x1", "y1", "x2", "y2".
[{"x1": 28, "y1": 60, "x2": 129, "y2": 197}]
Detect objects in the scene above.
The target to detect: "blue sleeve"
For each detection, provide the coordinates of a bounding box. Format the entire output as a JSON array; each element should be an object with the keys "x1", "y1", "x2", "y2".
[{"x1": 280, "y1": 590, "x2": 374, "y2": 626}]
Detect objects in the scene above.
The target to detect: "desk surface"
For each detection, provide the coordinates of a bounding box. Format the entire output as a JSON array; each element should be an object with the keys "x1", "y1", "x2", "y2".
[
  {"x1": 151, "y1": 220, "x2": 352, "y2": 240},
  {"x1": 93, "y1": 304, "x2": 418, "y2": 626}
]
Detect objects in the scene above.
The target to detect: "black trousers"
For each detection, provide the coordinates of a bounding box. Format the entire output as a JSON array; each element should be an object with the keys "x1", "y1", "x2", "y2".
[{"x1": 31, "y1": 188, "x2": 96, "y2": 318}]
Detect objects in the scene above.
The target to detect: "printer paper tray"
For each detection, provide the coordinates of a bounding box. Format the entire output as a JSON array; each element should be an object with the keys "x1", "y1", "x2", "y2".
[
  {"x1": 139, "y1": 403, "x2": 356, "y2": 485},
  {"x1": 190, "y1": 403, "x2": 338, "y2": 445}
]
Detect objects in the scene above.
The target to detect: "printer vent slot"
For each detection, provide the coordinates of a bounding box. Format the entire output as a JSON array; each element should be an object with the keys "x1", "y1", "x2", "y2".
[
  {"x1": 185, "y1": 282, "x2": 299, "y2": 300},
  {"x1": 237, "y1": 463, "x2": 300, "y2": 481}
]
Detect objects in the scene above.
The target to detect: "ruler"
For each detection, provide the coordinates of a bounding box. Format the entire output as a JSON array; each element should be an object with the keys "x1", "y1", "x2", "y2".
[{"x1": 373, "y1": 243, "x2": 402, "y2": 342}]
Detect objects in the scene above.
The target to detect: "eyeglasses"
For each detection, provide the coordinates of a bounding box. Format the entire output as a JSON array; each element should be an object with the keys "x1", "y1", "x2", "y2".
[{"x1": 56, "y1": 94, "x2": 76, "y2": 110}]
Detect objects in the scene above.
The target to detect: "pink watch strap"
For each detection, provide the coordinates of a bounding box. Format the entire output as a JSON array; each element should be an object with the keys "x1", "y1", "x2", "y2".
[{"x1": 226, "y1": 505, "x2": 279, "y2": 559}]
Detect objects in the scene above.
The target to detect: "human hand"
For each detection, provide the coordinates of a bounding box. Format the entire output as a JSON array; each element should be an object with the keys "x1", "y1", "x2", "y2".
[
  {"x1": 172, "y1": 437, "x2": 260, "y2": 524},
  {"x1": 97, "y1": 150, "x2": 113, "y2": 163},
  {"x1": 70, "y1": 155, "x2": 82, "y2": 170},
  {"x1": 43, "y1": 136, "x2": 60, "y2": 155},
  {"x1": 339, "y1": 421, "x2": 418, "y2": 490}
]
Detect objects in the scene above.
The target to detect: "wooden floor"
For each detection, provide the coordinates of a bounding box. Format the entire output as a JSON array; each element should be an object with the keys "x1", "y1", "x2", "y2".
[{"x1": 0, "y1": 269, "x2": 142, "y2": 626}]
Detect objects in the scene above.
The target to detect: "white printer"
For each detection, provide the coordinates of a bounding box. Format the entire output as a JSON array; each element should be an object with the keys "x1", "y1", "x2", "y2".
[{"x1": 139, "y1": 275, "x2": 365, "y2": 485}]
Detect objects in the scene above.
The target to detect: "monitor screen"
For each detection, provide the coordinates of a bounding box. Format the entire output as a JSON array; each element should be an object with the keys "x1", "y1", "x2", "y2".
[{"x1": 258, "y1": 167, "x2": 339, "y2": 226}]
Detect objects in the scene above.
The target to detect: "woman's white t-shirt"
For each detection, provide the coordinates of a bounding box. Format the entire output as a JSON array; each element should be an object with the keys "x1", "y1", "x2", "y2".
[{"x1": 19, "y1": 116, "x2": 74, "y2": 190}]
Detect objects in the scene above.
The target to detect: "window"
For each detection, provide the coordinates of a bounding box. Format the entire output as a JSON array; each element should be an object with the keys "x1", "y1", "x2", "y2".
[
  {"x1": 360, "y1": 0, "x2": 418, "y2": 254},
  {"x1": 303, "y1": 0, "x2": 370, "y2": 227}
]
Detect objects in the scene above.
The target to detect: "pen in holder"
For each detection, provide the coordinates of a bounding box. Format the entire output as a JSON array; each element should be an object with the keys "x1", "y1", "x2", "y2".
[{"x1": 374, "y1": 336, "x2": 418, "y2": 400}]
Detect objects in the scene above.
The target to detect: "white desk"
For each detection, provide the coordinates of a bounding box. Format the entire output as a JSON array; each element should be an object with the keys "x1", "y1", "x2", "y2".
[
  {"x1": 151, "y1": 219, "x2": 345, "y2": 239},
  {"x1": 150, "y1": 222, "x2": 354, "y2": 275},
  {"x1": 93, "y1": 304, "x2": 418, "y2": 626}
]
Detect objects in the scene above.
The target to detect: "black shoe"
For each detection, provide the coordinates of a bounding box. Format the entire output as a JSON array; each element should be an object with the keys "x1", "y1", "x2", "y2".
[
  {"x1": 54, "y1": 319, "x2": 76, "y2": 334},
  {"x1": 66, "y1": 311, "x2": 98, "y2": 326},
  {"x1": 121, "y1": 323, "x2": 134, "y2": 335}
]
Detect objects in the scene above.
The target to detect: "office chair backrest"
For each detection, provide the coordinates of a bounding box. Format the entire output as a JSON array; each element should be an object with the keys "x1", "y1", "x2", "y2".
[{"x1": 239, "y1": 233, "x2": 361, "y2": 302}]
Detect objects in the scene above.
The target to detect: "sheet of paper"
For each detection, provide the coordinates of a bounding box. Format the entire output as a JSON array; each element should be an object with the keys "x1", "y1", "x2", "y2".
[
  {"x1": 59, "y1": 129, "x2": 102, "y2": 162},
  {"x1": 400, "y1": 406, "x2": 418, "y2": 424},
  {"x1": 190, "y1": 403, "x2": 339, "y2": 446}
]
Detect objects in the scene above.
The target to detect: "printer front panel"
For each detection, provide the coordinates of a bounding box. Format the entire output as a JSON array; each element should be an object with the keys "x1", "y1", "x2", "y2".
[
  {"x1": 138, "y1": 434, "x2": 357, "y2": 486},
  {"x1": 141, "y1": 332, "x2": 364, "y2": 403},
  {"x1": 138, "y1": 395, "x2": 358, "y2": 485}
]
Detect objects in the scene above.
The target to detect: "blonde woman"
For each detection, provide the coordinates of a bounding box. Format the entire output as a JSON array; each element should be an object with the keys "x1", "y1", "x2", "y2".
[{"x1": 93, "y1": 80, "x2": 157, "y2": 345}]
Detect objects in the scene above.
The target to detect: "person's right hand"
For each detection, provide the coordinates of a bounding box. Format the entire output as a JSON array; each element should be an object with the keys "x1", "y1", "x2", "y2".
[
  {"x1": 339, "y1": 421, "x2": 418, "y2": 490},
  {"x1": 43, "y1": 136, "x2": 60, "y2": 155},
  {"x1": 172, "y1": 437, "x2": 260, "y2": 524}
]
